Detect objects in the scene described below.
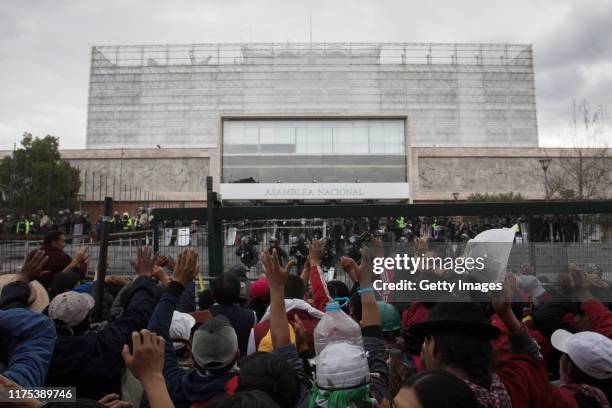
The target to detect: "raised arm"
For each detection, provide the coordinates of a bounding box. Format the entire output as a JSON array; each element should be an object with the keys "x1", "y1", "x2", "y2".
[
  {"x1": 122, "y1": 330, "x2": 175, "y2": 408},
  {"x1": 146, "y1": 248, "x2": 198, "y2": 396},
  {"x1": 308, "y1": 239, "x2": 330, "y2": 311},
  {"x1": 260, "y1": 249, "x2": 295, "y2": 349}
]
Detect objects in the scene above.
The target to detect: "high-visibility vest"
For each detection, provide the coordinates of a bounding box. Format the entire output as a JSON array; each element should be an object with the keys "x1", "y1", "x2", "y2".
[
  {"x1": 16, "y1": 220, "x2": 30, "y2": 234},
  {"x1": 396, "y1": 216, "x2": 406, "y2": 229}
]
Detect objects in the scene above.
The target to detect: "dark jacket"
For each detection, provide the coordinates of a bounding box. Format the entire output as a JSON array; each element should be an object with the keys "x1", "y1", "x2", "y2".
[
  {"x1": 209, "y1": 304, "x2": 256, "y2": 357},
  {"x1": 44, "y1": 276, "x2": 158, "y2": 400},
  {"x1": 148, "y1": 282, "x2": 234, "y2": 408},
  {"x1": 0, "y1": 308, "x2": 57, "y2": 388},
  {"x1": 29, "y1": 244, "x2": 88, "y2": 288}
]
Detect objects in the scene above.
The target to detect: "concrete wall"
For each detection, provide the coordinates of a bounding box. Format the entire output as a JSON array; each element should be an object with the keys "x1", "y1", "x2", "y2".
[
  {"x1": 60, "y1": 148, "x2": 216, "y2": 201},
  {"x1": 43, "y1": 146, "x2": 610, "y2": 203},
  {"x1": 411, "y1": 147, "x2": 612, "y2": 201}
]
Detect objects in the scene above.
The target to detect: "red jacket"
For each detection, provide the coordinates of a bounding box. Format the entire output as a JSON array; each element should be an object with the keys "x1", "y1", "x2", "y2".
[
  {"x1": 496, "y1": 352, "x2": 578, "y2": 408},
  {"x1": 29, "y1": 245, "x2": 87, "y2": 289},
  {"x1": 310, "y1": 265, "x2": 330, "y2": 312},
  {"x1": 581, "y1": 299, "x2": 612, "y2": 338}
]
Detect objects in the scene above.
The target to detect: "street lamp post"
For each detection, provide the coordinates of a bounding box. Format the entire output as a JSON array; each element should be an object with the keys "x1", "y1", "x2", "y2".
[{"x1": 538, "y1": 158, "x2": 552, "y2": 201}]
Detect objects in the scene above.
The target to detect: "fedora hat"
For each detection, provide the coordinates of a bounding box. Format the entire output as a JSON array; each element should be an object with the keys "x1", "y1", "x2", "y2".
[
  {"x1": 409, "y1": 298, "x2": 500, "y2": 341},
  {"x1": 0, "y1": 274, "x2": 49, "y2": 313}
]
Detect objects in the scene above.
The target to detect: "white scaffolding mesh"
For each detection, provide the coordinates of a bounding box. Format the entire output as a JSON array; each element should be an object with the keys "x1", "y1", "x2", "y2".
[{"x1": 86, "y1": 42, "x2": 538, "y2": 149}]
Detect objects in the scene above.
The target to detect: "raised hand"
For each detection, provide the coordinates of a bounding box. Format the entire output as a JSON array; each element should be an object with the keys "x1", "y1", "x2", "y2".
[
  {"x1": 73, "y1": 246, "x2": 90, "y2": 264},
  {"x1": 172, "y1": 248, "x2": 198, "y2": 285},
  {"x1": 261, "y1": 249, "x2": 295, "y2": 289},
  {"x1": 19, "y1": 250, "x2": 49, "y2": 283},
  {"x1": 130, "y1": 247, "x2": 155, "y2": 277},
  {"x1": 568, "y1": 264, "x2": 594, "y2": 302},
  {"x1": 122, "y1": 330, "x2": 165, "y2": 383},
  {"x1": 308, "y1": 239, "x2": 323, "y2": 265},
  {"x1": 152, "y1": 266, "x2": 170, "y2": 286},
  {"x1": 341, "y1": 256, "x2": 362, "y2": 284}
]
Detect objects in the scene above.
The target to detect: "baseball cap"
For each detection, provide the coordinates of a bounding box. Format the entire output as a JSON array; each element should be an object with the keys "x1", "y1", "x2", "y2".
[
  {"x1": 48, "y1": 292, "x2": 95, "y2": 328},
  {"x1": 551, "y1": 329, "x2": 612, "y2": 379},
  {"x1": 191, "y1": 315, "x2": 238, "y2": 370}
]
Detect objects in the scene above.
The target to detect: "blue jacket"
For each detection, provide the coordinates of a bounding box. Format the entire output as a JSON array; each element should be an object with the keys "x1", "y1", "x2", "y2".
[
  {"x1": 0, "y1": 308, "x2": 57, "y2": 388},
  {"x1": 44, "y1": 276, "x2": 158, "y2": 400},
  {"x1": 148, "y1": 282, "x2": 232, "y2": 408}
]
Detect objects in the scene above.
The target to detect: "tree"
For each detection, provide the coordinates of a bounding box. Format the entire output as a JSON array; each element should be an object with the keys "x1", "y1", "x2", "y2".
[
  {"x1": 546, "y1": 101, "x2": 612, "y2": 200},
  {"x1": 0, "y1": 133, "x2": 81, "y2": 217},
  {"x1": 466, "y1": 192, "x2": 526, "y2": 202}
]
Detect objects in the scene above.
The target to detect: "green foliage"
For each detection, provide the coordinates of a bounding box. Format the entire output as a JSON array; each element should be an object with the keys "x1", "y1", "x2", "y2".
[
  {"x1": 466, "y1": 192, "x2": 526, "y2": 202},
  {"x1": 0, "y1": 133, "x2": 80, "y2": 217}
]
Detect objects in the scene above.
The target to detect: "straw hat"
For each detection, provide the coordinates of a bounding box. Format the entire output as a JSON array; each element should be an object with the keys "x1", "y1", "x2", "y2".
[{"x1": 0, "y1": 274, "x2": 49, "y2": 313}]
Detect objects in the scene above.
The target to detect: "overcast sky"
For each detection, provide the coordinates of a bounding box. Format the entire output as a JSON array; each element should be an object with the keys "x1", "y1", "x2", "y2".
[{"x1": 1, "y1": 0, "x2": 611, "y2": 150}]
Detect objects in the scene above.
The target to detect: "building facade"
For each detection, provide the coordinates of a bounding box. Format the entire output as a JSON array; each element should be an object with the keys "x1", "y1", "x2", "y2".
[{"x1": 86, "y1": 42, "x2": 538, "y2": 202}]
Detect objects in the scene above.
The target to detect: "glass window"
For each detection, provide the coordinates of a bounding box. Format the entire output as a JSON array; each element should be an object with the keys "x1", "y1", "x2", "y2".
[{"x1": 223, "y1": 119, "x2": 404, "y2": 155}]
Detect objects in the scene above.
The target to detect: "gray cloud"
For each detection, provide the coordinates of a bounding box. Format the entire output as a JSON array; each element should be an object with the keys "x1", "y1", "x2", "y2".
[{"x1": 0, "y1": 0, "x2": 611, "y2": 150}]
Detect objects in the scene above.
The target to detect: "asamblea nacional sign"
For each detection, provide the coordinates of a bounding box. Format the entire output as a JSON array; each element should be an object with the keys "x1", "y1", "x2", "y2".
[{"x1": 220, "y1": 183, "x2": 410, "y2": 200}]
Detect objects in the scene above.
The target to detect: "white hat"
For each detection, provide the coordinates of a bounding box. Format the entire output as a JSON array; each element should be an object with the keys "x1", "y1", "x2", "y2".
[
  {"x1": 48, "y1": 292, "x2": 95, "y2": 328},
  {"x1": 170, "y1": 311, "x2": 196, "y2": 350},
  {"x1": 315, "y1": 342, "x2": 370, "y2": 389},
  {"x1": 551, "y1": 329, "x2": 612, "y2": 379}
]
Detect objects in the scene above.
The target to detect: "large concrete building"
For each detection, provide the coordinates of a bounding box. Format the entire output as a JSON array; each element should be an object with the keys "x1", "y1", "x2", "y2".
[{"x1": 81, "y1": 42, "x2": 541, "y2": 203}]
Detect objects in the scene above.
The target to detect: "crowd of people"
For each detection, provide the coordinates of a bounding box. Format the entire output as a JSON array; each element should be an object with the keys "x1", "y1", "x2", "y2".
[
  {"x1": 0, "y1": 208, "x2": 155, "y2": 239},
  {"x1": 0, "y1": 227, "x2": 611, "y2": 407}
]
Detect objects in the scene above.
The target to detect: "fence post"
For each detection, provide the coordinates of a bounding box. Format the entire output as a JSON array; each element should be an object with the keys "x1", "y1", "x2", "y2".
[
  {"x1": 207, "y1": 176, "x2": 223, "y2": 276},
  {"x1": 528, "y1": 215, "x2": 537, "y2": 275},
  {"x1": 153, "y1": 221, "x2": 160, "y2": 254},
  {"x1": 94, "y1": 197, "x2": 113, "y2": 322}
]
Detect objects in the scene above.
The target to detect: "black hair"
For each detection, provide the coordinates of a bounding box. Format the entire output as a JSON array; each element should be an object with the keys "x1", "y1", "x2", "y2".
[
  {"x1": 198, "y1": 288, "x2": 215, "y2": 310},
  {"x1": 211, "y1": 272, "x2": 241, "y2": 305},
  {"x1": 400, "y1": 369, "x2": 477, "y2": 408},
  {"x1": 44, "y1": 229, "x2": 63, "y2": 245},
  {"x1": 247, "y1": 297, "x2": 269, "y2": 321},
  {"x1": 49, "y1": 271, "x2": 81, "y2": 299},
  {"x1": 284, "y1": 275, "x2": 305, "y2": 300},
  {"x1": 219, "y1": 390, "x2": 280, "y2": 408},
  {"x1": 430, "y1": 331, "x2": 493, "y2": 389},
  {"x1": 237, "y1": 352, "x2": 300, "y2": 408},
  {"x1": 327, "y1": 280, "x2": 350, "y2": 313}
]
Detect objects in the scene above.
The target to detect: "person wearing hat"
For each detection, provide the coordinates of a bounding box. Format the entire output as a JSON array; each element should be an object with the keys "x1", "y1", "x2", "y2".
[
  {"x1": 0, "y1": 251, "x2": 50, "y2": 312},
  {"x1": 43, "y1": 246, "x2": 160, "y2": 400},
  {"x1": 551, "y1": 329, "x2": 612, "y2": 406},
  {"x1": 147, "y1": 249, "x2": 243, "y2": 408}
]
